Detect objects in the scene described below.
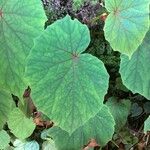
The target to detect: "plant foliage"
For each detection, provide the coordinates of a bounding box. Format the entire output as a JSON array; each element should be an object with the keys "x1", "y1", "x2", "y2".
[
  {"x1": 104, "y1": 0, "x2": 150, "y2": 57},
  {"x1": 25, "y1": 15, "x2": 109, "y2": 134}
]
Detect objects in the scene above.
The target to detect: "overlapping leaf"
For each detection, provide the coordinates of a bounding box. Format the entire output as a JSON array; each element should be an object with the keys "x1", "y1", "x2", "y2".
[
  {"x1": 106, "y1": 97, "x2": 131, "y2": 131},
  {"x1": 0, "y1": 90, "x2": 12, "y2": 129},
  {"x1": 25, "y1": 15, "x2": 109, "y2": 134},
  {"x1": 144, "y1": 116, "x2": 150, "y2": 133},
  {"x1": 13, "y1": 140, "x2": 39, "y2": 150},
  {"x1": 0, "y1": 0, "x2": 46, "y2": 97},
  {"x1": 0, "y1": 130, "x2": 10, "y2": 149},
  {"x1": 120, "y1": 29, "x2": 150, "y2": 100},
  {"x1": 43, "y1": 106, "x2": 115, "y2": 150},
  {"x1": 7, "y1": 108, "x2": 35, "y2": 140},
  {"x1": 104, "y1": 0, "x2": 150, "y2": 57}
]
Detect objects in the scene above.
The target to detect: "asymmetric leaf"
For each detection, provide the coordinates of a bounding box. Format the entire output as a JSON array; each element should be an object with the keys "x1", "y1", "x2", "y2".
[
  {"x1": 104, "y1": 0, "x2": 150, "y2": 57},
  {"x1": 7, "y1": 108, "x2": 36, "y2": 140},
  {"x1": 106, "y1": 97, "x2": 131, "y2": 131},
  {"x1": 0, "y1": 90, "x2": 12, "y2": 129},
  {"x1": 43, "y1": 106, "x2": 115, "y2": 150},
  {"x1": 0, "y1": 0, "x2": 46, "y2": 97},
  {"x1": 0, "y1": 130, "x2": 10, "y2": 149},
  {"x1": 144, "y1": 116, "x2": 150, "y2": 133},
  {"x1": 25, "y1": 15, "x2": 109, "y2": 134},
  {"x1": 120, "y1": 29, "x2": 150, "y2": 100}
]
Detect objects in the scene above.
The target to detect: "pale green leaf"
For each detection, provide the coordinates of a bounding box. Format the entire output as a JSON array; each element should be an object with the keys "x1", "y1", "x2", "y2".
[
  {"x1": 24, "y1": 141, "x2": 39, "y2": 150},
  {"x1": 104, "y1": 0, "x2": 150, "y2": 57},
  {"x1": 144, "y1": 116, "x2": 150, "y2": 133},
  {"x1": 106, "y1": 97, "x2": 131, "y2": 131},
  {"x1": 42, "y1": 140, "x2": 57, "y2": 150},
  {"x1": 43, "y1": 105, "x2": 115, "y2": 150},
  {"x1": 25, "y1": 15, "x2": 109, "y2": 134},
  {"x1": 0, "y1": 0, "x2": 46, "y2": 97},
  {"x1": 13, "y1": 140, "x2": 39, "y2": 150},
  {"x1": 0, "y1": 90, "x2": 12, "y2": 129},
  {"x1": 7, "y1": 108, "x2": 36, "y2": 140},
  {"x1": 0, "y1": 130, "x2": 10, "y2": 150},
  {"x1": 120, "y1": 29, "x2": 150, "y2": 100}
]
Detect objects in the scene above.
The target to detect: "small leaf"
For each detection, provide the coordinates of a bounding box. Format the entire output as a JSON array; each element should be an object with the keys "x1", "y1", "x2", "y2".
[
  {"x1": 42, "y1": 140, "x2": 57, "y2": 150},
  {"x1": 0, "y1": 90, "x2": 12, "y2": 129},
  {"x1": 144, "y1": 116, "x2": 150, "y2": 133},
  {"x1": 120, "y1": 29, "x2": 150, "y2": 100},
  {"x1": 0, "y1": 130, "x2": 10, "y2": 150},
  {"x1": 104, "y1": 0, "x2": 150, "y2": 57},
  {"x1": 25, "y1": 15, "x2": 109, "y2": 134},
  {"x1": 24, "y1": 141, "x2": 39, "y2": 150},
  {"x1": 13, "y1": 140, "x2": 39, "y2": 150},
  {"x1": 7, "y1": 108, "x2": 36, "y2": 140},
  {"x1": 43, "y1": 105, "x2": 115, "y2": 150},
  {"x1": 106, "y1": 97, "x2": 131, "y2": 131},
  {"x1": 130, "y1": 103, "x2": 143, "y2": 117},
  {"x1": 143, "y1": 102, "x2": 150, "y2": 114},
  {"x1": 0, "y1": 0, "x2": 46, "y2": 97}
]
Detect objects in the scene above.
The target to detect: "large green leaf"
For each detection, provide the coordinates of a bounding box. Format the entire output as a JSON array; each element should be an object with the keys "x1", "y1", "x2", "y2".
[
  {"x1": 7, "y1": 108, "x2": 36, "y2": 140},
  {"x1": 0, "y1": 130, "x2": 10, "y2": 149},
  {"x1": 104, "y1": 0, "x2": 150, "y2": 57},
  {"x1": 106, "y1": 97, "x2": 131, "y2": 131},
  {"x1": 120, "y1": 29, "x2": 150, "y2": 100},
  {"x1": 0, "y1": 90, "x2": 12, "y2": 129},
  {"x1": 42, "y1": 106, "x2": 115, "y2": 150},
  {"x1": 25, "y1": 15, "x2": 109, "y2": 134},
  {"x1": 0, "y1": 0, "x2": 46, "y2": 97},
  {"x1": 144, "y1": 116, "x2": 150, "y2": 133}
]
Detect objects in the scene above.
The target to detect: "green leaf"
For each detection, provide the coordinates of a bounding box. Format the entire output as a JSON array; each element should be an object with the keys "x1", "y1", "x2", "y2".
[
  {"x1": 42, "y1": 140, "x2": 57, "y2": 150},
  {"x1": 119, "y1": 29, "x2": 150, "y2": 100},
  {"x1": 0, "y1": 130, "x2": 10, "y2": 150},
  {"x1": 0, "y1": 0, "x2": 46, "y2": 97},
  {"x1": 106, "y1": 97, "x2": 131, "y2": 131},
  {"x1": 7, "y1": 108, "x2": 35, "y2": 140},
  {"x1": 0, "y1": 90, "x2": 12, "y2": 129},
  {"x1": 130, "y1": 103, "x2": 143, "y2": 117},
  {"x1": 13, "y1": 140, "x2": 39, "y2": 150},
  {"x1": 104, "y1": 0, "x2": 150, "y2": 57},
  {"x1": 25, "y1": 15, "x2": 109, "y2": 134},
  {"x1": 24, "y1": 141, "x2": 39, "y2": 150},
  {"x1": 43, "y1": 105, "x2": 115, "y2": 150},
  {"x1": 144, "y1": 116, "x2": 150, "y2": 133}
]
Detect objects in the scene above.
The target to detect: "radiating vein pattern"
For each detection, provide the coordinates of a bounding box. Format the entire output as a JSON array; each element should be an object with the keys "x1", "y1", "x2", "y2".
[
  {"x1": 25, "y1": 15, "x2": 109, "y2": 134},
  {"x1": 104, "y1": 0, "x2": 150, "y2": 57}
]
